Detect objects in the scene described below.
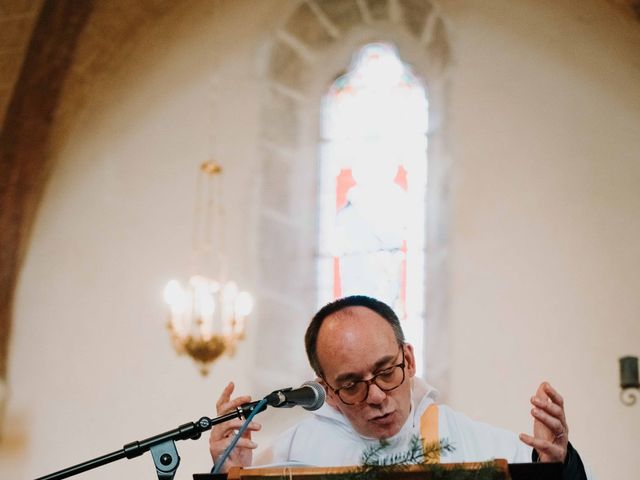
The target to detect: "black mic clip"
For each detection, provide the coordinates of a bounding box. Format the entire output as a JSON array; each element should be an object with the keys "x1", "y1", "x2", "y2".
[
  {"x1": 265, "y1": 388, "x2": 295, "y2": 408},
  {"x1": 236, "y1": 400, "x2": 269, "y2": 419}
]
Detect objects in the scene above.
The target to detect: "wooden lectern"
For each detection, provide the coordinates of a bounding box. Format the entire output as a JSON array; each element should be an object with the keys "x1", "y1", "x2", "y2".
[{"x1": 194, "y1": 461, "x2": 562, "y2": 480}]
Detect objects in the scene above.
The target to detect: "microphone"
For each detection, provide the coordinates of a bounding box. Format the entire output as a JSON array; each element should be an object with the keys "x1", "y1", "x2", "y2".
[{"x1": 264, "y1": 381, "x2": 326, "y2": 411}]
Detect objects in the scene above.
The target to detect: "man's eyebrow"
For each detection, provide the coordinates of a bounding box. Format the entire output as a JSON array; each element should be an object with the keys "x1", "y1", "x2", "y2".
[{"x1": 334, "y1": 353, "x2": 397, "y2": 383}]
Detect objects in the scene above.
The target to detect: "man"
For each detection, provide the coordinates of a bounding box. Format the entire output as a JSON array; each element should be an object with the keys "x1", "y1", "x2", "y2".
[{"x1": 209, "y1": 295, "x2": 590, "y2": 479}]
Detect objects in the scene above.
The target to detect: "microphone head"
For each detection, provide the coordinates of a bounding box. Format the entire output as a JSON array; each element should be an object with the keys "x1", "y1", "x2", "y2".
[{"x1": 301, "y1": 380, "x2": 326, "y2": 411}]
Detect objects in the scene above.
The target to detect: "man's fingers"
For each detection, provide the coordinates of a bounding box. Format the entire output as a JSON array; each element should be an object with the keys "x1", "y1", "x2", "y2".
[
  {"x1": 241, "y1": 421, "x2": 262, "y2": 437},
  {"x1": 222, "y1": 420, "x2": 262, "y2": 437},
  {"x1": 531, "y1": 407, "x2": 564, "y2": 434},
  {"x1": 530, "y1": 383, "x2": 569, "y2": 437},
  {"x1": 212, "y1": 437, "x2": 258, "y2": 464},
  {"x1": 210, "y1": 432, "x2": 259, "y2": 460},
  {"x1": 531, "y1": 396, "x2": 566, "y2": 425},
  {"x1": 526, "y1": 383, "x2": 569, "y2": 464},
  {"x1": 236, "y1": 421, "x2": 262, "y2": 433},
  {"x1": 230, "y1": 437, "x2": 258, "y2": 450},
  {"x1": 228, "y1": 395, "x2": 253, "y2": 410},
  {"x1": 519, "y1": 432, "x2": 535, "y2": 447},
  {"x1": 218, "y1": 394, "x2": 253, "y2": 416},
  {"x1": 534, "y1": 382, "x2": 565, "y2": 408},
  {"x1": 215, "y1": 381, "x2": 252, "y2": 415},
  {"x1": 519, "y1": 433, "x2": 564, "y2": 462},
  {"x1": 542, "y1": 382, "x2": 565, "y2": 408},
  {"x1": 214, "y1": 435, "x2": 258, "y2": 452},
  {"x1": 216, "y1": 382, "x2": 235, "y2": 411},
  {"x1": 211, "y1": 420, "x2": 261, "y2": 441}
]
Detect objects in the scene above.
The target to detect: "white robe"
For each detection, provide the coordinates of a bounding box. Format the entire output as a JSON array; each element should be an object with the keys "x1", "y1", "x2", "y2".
[{"x1": 256, "y1": 378, "x2": 532, "y2": 467}]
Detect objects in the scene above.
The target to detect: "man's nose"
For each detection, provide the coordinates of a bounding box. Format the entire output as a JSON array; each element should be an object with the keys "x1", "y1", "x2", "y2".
[{"x1": 365, "y1": 381, "x2": 387, "y2": 404}]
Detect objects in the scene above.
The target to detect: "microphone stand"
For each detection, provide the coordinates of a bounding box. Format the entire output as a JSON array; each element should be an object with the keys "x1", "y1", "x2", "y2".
[{"x1": 34, "y1": 401, "x2": 267, "y2": 480}]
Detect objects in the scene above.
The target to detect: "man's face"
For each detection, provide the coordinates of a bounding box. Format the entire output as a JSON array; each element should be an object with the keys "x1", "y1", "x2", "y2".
[{"x1": 316, "y1": 306, "x2": 416, "y2": 439}]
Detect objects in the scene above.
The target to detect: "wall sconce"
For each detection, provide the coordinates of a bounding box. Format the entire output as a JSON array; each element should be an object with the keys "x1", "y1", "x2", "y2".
[{"x1": 619, "y1": 356, "x2": 639, "y2": 406}]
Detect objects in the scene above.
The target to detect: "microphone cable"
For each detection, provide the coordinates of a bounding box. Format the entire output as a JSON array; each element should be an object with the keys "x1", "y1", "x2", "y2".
[{"x1": 212, "y1": 397, "x2": 268, "y2": 474}]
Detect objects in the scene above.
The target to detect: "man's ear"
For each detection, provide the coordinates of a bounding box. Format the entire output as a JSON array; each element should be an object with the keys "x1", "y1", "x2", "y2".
[{"x1": 404, "y1": 343, "x2": 417, "y2": 378}]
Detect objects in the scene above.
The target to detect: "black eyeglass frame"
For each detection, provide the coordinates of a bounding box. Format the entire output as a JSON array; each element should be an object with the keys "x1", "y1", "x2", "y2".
[{"x1": 322, "y1": 346, "x2": 407, "y2": 405}]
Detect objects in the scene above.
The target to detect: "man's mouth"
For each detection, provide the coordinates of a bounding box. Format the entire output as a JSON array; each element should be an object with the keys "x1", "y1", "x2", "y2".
[{"x1": 369, "y1": 411, "x2": 395, "y2": 424}]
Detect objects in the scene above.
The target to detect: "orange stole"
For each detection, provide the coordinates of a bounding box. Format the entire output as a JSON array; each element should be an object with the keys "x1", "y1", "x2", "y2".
[{"x1": 419, "y1": 404, "x2": 440, "y2": 462}]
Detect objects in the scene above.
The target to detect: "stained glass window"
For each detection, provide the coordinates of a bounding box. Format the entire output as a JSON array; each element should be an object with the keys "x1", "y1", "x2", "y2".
[{"x1": 317, "y1": 43, "x2": 428, "y2": 372}]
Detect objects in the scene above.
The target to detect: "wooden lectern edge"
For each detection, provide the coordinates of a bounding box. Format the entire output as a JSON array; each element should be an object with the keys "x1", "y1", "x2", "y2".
[{"x1": 227, "y1": 459, "x2": 510, "y2": 480}]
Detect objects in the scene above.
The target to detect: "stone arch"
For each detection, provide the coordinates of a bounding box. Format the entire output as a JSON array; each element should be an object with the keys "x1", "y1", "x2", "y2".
[{"x1": 254, "y1": 0, "x2": 452, "y2": 397}]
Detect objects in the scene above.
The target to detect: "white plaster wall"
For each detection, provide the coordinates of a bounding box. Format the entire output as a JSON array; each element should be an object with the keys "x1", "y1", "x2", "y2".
[
  {"x1": 442, "y1": 2, "x2": 640, "y2": 478},
  {"x1": 2, "y1": 1, "x2": 639, "y2": 479},
  {"x1": 2, "y1": 2, "x2": 284, "y2": 479}
]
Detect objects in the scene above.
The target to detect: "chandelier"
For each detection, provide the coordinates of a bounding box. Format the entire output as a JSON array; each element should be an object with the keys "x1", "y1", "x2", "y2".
[{"x1": 163, "y1": 161, "x2": 253, "y2": 375}]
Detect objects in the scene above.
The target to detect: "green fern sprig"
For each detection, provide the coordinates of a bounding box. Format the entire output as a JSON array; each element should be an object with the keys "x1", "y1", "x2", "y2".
[
  {"x1": 353, "y1": 435, "x2": 503, "y2": 480},
  {"x1": 274, "y1": 433, "x2": 504, "y2": 480},
  {"x1": 361, "y1": 435, "x2": 454, "y2": 467}
]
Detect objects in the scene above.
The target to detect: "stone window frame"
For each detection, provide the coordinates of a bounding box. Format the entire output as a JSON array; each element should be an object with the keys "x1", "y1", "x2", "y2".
[{"x1": 253, "y1": 0, "x2": 452, "y2": 398}]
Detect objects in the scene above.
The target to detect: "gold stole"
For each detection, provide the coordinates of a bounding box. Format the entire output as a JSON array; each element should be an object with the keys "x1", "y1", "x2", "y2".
[{"x1": 419, "y1": 404, "x2": 440, "y2": 462}]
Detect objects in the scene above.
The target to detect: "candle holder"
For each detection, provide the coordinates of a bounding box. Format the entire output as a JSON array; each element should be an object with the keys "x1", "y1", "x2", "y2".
[{"x1": 619, "y1": 356, "x2": 639, "y2": 406}]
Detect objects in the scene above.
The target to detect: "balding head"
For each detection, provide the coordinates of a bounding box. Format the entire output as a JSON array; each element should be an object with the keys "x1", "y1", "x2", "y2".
[{"x1": 305, "y1": 295, "x2": 405, "y2": 376}]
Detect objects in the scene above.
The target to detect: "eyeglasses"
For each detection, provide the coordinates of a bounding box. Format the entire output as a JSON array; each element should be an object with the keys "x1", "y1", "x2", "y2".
[{"x1": 324, "y1": 347, "x2": 406, "y2": 405}]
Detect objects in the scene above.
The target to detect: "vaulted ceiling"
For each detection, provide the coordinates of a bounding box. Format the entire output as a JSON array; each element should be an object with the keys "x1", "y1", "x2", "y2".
[{"x1": 2, "y1": 0, "x2": 639, "y2": 137}]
